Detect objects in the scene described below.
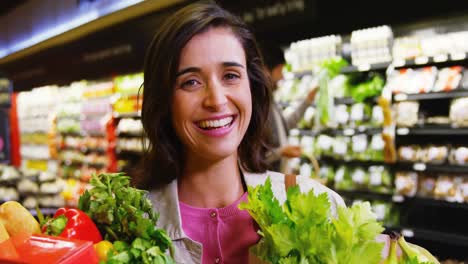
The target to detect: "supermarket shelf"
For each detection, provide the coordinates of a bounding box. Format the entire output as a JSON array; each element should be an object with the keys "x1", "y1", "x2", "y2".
[
  {"x1": 29, "y1": 207, "x2": 59, "y2": 217},
  {"x1": 116, "y1": 149, "x2": 144, "y2": 156},
  {"x1": 60, "y1": 146, "x2": 107, "y2": 153},
  {"x1": 299, "y1": 127, "x2": 382, "y2": 137},
  {"x1": 291, "y1": 70, "x2": 314, "y2": 79},
  {"x1": 396, "y1": 126, "x2": 468, "y2": 136},
  {"x1": 393, "y1": 52, "x2": 468, "y2": 69},
  {"x1": 337, "y1": 190, "x2": 394, "y2": 202},
  {"x1": 60, "y1": 160, "x2": 107, "y2": 168},
  {"x1": 20, "y1": 156, "x2": 50, "y2": 161},
  {"x1": 396, "y1": 162, "x2": 468, "y2": 174},
  {"x1": 117, "y1": 131, "x2": 144, "y2": 137},
  {"x1": 59, "y1": 131, "x2": 106, "y2": 137},
  {"x1": 340, "y1": 61, "x2": 391, "y2": 74},
  {"x1": 318, "y1": 155, "x2": 388, "y2": 167},
  {"x1": 384, "y1": 226, "x2": 468, "y2": 248},
  {"x1": 113, "y1": 111, "x2": 141, "y2": 118},
  {"x1": 393, "y1": 89, "x2": 468, "y2": 102},
  {"x1": 334, "y1": 96, "x2": 380, "y2": 105},
  {"x1": 337, "y1": 190, "x2": 468, "y2": 209}
]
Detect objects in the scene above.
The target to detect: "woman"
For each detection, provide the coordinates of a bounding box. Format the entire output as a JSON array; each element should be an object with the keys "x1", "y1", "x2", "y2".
[{"x1": 139, "y1": 2, "x2": 345, "y2": 263}]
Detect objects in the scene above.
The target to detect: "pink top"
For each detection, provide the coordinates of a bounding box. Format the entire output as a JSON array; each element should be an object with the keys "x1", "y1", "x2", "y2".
[{"x1": 179, "y1": 192, "x2": 260, "y2": 264}]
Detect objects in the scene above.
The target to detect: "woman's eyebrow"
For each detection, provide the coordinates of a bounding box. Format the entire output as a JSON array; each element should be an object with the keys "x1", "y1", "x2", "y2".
[
  {"x1": 176, "y1": 67, "x2": 201, "y2": 77},
  {"x1": 222, "y1": 61, "x2": 244, "y2": 68}
]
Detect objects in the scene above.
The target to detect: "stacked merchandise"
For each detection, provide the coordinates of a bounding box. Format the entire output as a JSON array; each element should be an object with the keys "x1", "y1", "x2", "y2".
[
  {"x1": 113, "y1": 73, "x2": 146, "y2": 173},
  {"x1": 277, "y1": 25, "x2": 468, "y2": 260}
]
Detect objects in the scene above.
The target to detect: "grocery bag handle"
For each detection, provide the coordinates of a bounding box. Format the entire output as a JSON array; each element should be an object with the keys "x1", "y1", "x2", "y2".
[{"x1": 285, "y1": 173, "x2": 297, "y2": 192}]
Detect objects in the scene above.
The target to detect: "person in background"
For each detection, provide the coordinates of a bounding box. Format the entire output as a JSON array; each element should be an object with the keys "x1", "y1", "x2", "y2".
[
  {"x1": 263, "y1": 45, "x2": 318, "y2": 172},
  {"x1": 137, "y1": 2, "x2": 344, "y2": 263}
]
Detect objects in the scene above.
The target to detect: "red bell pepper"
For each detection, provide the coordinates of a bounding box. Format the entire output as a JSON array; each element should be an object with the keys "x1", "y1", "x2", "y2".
[{"x1": 42, "y1": 208, "x2": 102, "y2": 244}]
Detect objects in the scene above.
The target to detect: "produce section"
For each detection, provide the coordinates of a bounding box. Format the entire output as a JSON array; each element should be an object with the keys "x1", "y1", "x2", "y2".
[{"x1": 276, "y1": 25, "x2": 468, "y2": 260}]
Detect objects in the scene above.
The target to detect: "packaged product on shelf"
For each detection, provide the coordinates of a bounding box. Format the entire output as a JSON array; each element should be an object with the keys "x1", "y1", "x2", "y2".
[
  {"x1": 386, "y1": 69, "x2": 410, "y2": 94},
  {"x1": 371, "y1": 105, "x2": 384, "y2": 126},
  {"x1": 460, "y1": 178, "x2": 468, "y2": 202},
  {"x1": 17, "y1": 179, "x2": 39, "y2": 194},
  {"x1": 0, "y1": 166, "x2": 20, "y2": 182},
  {"x1": 461, "y1": 69, "x2": 468, "y2": 89},
  {"x1": 351, "y1": 134, "x2": 369, "y2": 160},
  {"x1": 350, "y1": 25, "x2": 393, "y2": 65},
  {"x1": 38, "y1": 194, "x2": 65, "y2": 208},
  {"x1": 434, "y1": 175, "x2": 460, "y2": 202},
  {"x1": 370, "y1": 201, "x2": 391, "y2": 222},
  {"x1": 318, "y1": 165, "x2": 334, "y2": 186},
  {"x1": 417, "y1": 174, "x2": 436, "y2": 198},
  {"x1": 449, "y1": 146, "x2": 468, "y2": 165},
  {"x1": 392, "y1": 36, "x2": 422, "y2": 60},
  {"x1": 420, "y1": 145, "x2": 449, "y2": 164},
  {"x1": 39, "y1": 181, "x2": 64, "y2": 195},
  {"x1": 334, "y1": 165, "x2": 353, "y2": 191},
  {"x1": 299, "y1": 162, "x2": 313, "y2": 178},
  {"x1": 398, "y1": 145, "x2": 421, "y2": 162},
  {"x1": 368, "y1": 166, "x2": 393, "y2": 194},
  {"x1": 300, "y1": 136, "x2": 315, "y2": 159},
  {"x1": 395, "y1": 101, "x2": 419, "y2": 127},
  {"x1": 369, "y1": 134, "x2": 385, "y2": 161},
  {"x1": 334, "y1": 104, "x2": 349, "y2": 128},
  {"x1": 395, "y1": 171, "x2": 418, "y2": 197},
  {"x1": 449, "y1": 97, "x2": 468, "y2": 127},
  {"x1": 413, "y1": 67, "x2": 438, "y2": 93},
  {"x1": 433, "y1": 66, "x2": 463, "y2": 92},
  {"x1": 314, "y1": 134, "x2": 334, "y2": 157},
  {"x1": 350, "y1": 167, "x2": 369, "y2": 189},
  {"x1": 349, "y1": 103, "x2": 371, "y2": 127},
  {"x1": 0, "y1": 187, "x2": 19, "y2": 202},
  {"x1": 332, "y1": 136, "x2": 350, "y2": 160},
  {"x1": 117, "y1": 118, "x2": 144, "y2": 135},
  {"x1": 297, "y1": 106, "x2": 315, "y2": 129},
  {"x1": 22, "y1": 196, "x2": 38, "y2": 209}
]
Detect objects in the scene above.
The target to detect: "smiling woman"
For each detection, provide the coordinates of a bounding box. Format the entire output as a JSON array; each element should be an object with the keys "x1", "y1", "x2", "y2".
[{"x1": 138, "y1": 2, "x2": 344, "y2": 264}]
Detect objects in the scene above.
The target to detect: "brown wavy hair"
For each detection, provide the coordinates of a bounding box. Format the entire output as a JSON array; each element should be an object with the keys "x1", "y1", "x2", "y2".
[{"x1": 137, "y1": 2, "x2": 272, "y2": 188}]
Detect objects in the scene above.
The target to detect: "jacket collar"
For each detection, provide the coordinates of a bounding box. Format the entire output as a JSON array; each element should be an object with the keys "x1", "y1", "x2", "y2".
[{"x1": 148, "y1": 168, "x2": 271, "y2": 241}]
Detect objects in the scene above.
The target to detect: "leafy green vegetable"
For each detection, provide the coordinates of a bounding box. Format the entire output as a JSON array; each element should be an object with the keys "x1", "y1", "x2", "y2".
[
  {"x1": 78, "y1": 173, "x2": 174, "y2": 264},
  {"x1": 240, "y1": 177, "x2": 384, "y2": 264},
  {"x1": 348, "y1": 74, "x2": 385, "y2": 103}
]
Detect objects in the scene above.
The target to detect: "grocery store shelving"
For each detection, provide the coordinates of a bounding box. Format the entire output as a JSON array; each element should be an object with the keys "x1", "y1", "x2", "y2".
[
  {"x1": 29, "y1": 207, "x2": 59, "y2": 217},
  {"x1": 396, "y1": 162, "x2": 468, "y2": 174},
  {"x1": 60, "y1": 160, "x2": 107, "y2": 168},
  {"x1": 340, "y1": 61, "x2": 391, "y2": 74},
  {"x1": 333, "y1": 96, "x2": 380, "y2": 105},
  {"x1": 113, "y1": 111, "x2": 141, "y2": 119},
  {"x1": 384, "y1": 226, "x2": 468, "y2": 248},
  {"x1": 396, "y1": 126, "x2": 468, "y2": 136},
  {"x1": 298, "y1": 127, "x2": 382, "y2": 137},
  {"x1": 393, "y1": 89, "x2": 468, "y2": 102},
  {"x1": 59, "y1": 146, "x2": 107, "y2": 154},
  {"x1": 116, "y1": 131, "x2": 144, "y2": 137},
  {"x1": 317, "y1": 155, "x2": 388, "y2": 167},
  {"x1": 393, "y1": 52, "x2": 468, "y2": 69},
  {"x1": 338, "y1": 189, "x2": 468, "y2": 209},
  {"x1": 116, "y1": 149, "x2": 143, "y2": 156}
]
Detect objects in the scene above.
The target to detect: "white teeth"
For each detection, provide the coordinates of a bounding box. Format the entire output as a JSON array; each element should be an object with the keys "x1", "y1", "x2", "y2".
[{"x1": 198, "y1": 116, "x2": 233, "y2": 129}]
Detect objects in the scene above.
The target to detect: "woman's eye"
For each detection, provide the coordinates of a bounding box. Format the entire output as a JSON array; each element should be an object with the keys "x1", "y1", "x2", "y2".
[
  {"x1": 181, "y1": 79, "x2": 200, "y2": 89},
  {"x1": 224, "y1": 73, "x2": 240, "y2": 81}
]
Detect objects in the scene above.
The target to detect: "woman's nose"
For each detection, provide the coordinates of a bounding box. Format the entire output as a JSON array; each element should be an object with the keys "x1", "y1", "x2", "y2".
[{"x1": 203, "y1": 80, "x2": 228, "y2": 111}]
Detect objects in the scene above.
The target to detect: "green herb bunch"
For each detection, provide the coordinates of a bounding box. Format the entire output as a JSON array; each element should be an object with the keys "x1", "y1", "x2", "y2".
[
  {"x1": 239, "y1": 178, "x2": 385, "y2": 264},
  {"x1": 79, "y1": 173, "x2": 174, "y2": 264}
]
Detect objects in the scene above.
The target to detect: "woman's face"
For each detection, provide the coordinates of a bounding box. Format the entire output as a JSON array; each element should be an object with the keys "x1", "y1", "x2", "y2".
[{"x1": 171, "y1": 27, "x2": 252, "y2": 162}]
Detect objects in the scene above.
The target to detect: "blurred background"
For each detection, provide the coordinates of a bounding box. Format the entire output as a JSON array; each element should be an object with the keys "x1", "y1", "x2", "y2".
[{"x1": 0, "y1": 0, "x2": 468, "y2": 262}]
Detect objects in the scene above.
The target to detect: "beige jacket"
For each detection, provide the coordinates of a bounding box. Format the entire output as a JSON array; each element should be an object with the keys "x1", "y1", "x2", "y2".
[{"x1": 148, "y1": 170, "x2": 345, "y2": 264}]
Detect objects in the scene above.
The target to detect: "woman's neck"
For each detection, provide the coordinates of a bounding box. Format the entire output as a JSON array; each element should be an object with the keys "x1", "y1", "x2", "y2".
[{"x1": 178, "y1": 153, "x2": 244, "y2": 208}]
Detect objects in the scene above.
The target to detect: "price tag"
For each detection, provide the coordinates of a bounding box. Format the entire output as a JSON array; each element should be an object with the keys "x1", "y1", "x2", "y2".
[
  {"x1": 433, "y1": 54, "x2": 448, "y2": 62},
  {"x1": 392, "y1": 195, "x2": 405, "y2": 203},
  {"x1": 394, "y1": 93, "x2": 408, "y2": 101},
  {"x1": 415, "y1": 56, "x2": 429, "y2": 65},
  {"x1": 358, "y1": 64, "x2": 371, "y2": 71},
  {"x1": 402, "y1": 229, "x2": 415, "y2": 238},
  {"x1": 413, "y1": 163, "x2": 426, "y2": 171},
  {"x1": 397, "y1": 128, "x2": 410, "y2": 135}
]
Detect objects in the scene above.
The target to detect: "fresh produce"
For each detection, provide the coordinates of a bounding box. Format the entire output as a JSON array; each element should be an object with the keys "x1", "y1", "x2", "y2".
[
  {"x1": 0, "y1": 222, "x2": 9, "y2": 242},
  {"x1": 239, "y1": 178, "x2": 385, "y2": 264},
  {"x1": 41, "y1": 208, "x2": 102, "y2": 243},
  {"x1": 382, "y1": 233, "x2": 439, "y2": 264},
  {"x1": 0, "y1": 201, "x2": 41, "y2": 237},
  {"x1": 94, "y1": 240, "x2": 114, "y2": 261},
  {"x1": 78, "y1": 173, "x2": 174, "y2": 264}
]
